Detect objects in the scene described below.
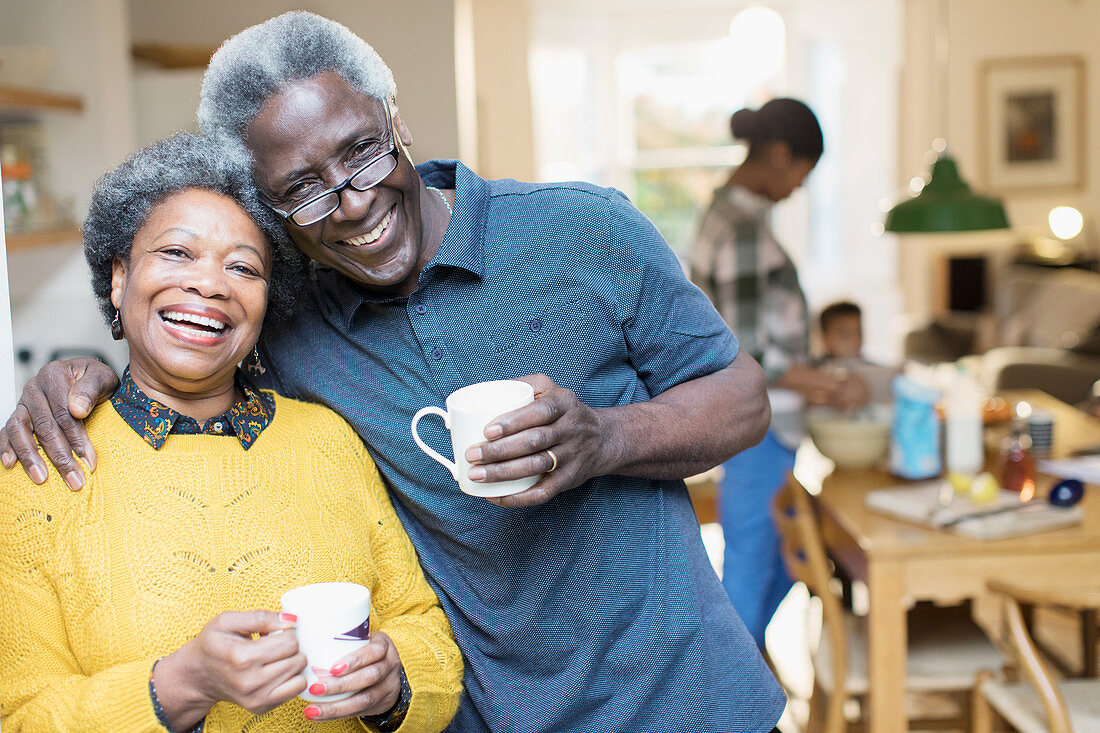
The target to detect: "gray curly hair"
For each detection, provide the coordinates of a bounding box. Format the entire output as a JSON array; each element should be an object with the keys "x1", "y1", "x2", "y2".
[
  {"x1": 198, "y1": 11, "x2": 396, "y2": 155},
  {"x1": 83, "y1": 132, "x2": 305, "y2": 326}
]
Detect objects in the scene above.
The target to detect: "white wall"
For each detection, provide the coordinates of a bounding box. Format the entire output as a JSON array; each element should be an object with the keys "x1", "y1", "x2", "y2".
[
  {"x1": 894, "y1": 0, "x2": 1100, "y2": 325},
  {"x1": 2, "y1": 0, "x2": 135, "y2": 384},
  {"x1": 0, "y1": 189, "x2": 13, "y2": 414},
  {"x1": 468, "y1": 0, "x2": 534, "y2": 180},
  {"x1": 127, "y1": 0, "x2": 461, "y2": 163},
  {"x1": 3, "y1": 0, "x2": 464, "y2": 390},
  {"x1": 903, "y1": 0, "x2": 1100, "y2": 235}
]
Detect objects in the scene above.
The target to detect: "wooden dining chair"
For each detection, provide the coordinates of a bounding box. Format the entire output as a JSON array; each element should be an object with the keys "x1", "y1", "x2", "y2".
[
  {"x1": 772, "y1": 476, "x2": 1004, "y2": 732},
  {"x1": 972, "y1": 580, "x2": 1100, "y2": 733}
]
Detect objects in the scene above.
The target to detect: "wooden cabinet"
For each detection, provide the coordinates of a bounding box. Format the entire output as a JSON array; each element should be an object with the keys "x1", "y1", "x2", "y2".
[{"x1": 1, "y1": 85, "x2": 85, "y2": 249}]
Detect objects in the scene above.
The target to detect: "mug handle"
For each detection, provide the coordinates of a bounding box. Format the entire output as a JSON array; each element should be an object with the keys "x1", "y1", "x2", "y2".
[{"x1": 411, "y1": 406, "x2": 458, "y2": 480}]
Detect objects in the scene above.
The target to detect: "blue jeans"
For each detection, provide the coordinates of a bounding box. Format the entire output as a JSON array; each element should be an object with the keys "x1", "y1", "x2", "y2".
[{"x1": 719, "y1": 430, "x2": 797, "y2": 647}]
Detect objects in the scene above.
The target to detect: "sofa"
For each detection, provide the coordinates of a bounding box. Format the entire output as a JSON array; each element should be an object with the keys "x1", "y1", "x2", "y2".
[{"x1": 904, "y1": 264, "x2": 1100, "y2": 405}]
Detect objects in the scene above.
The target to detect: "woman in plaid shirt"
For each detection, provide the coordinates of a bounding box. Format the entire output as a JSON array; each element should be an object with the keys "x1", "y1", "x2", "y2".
[{"x1": 690, "y1": 98, "x2": 868, "y2": 648}]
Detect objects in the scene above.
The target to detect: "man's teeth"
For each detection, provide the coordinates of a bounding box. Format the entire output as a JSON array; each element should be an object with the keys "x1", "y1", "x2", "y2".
[
  {"x1": 162, "y1": 311, "x2": 226, "y2": 332},
  {"x1": 345, "y1": 210, "x2": 392, "y2": 246}
]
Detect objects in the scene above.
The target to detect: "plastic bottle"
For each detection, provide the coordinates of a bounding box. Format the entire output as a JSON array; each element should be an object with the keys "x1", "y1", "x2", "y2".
[
  {"x1": 890, "y1": 373, "x2": 942, "y2": 479},
  {"x1": 944, "y1": 373, "x2": 984, "y2": 477}
]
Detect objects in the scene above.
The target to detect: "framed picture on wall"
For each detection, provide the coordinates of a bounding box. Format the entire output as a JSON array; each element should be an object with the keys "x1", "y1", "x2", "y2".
[{"x1": 979, "y1": 55, "x2": 1085, "y2": 192}]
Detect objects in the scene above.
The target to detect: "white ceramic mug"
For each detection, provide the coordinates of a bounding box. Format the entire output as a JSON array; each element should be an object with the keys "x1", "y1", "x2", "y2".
[
  {"x1": 411, "y1": 380, "x2": 540, "y2": 497},
  {"x1": 280, "y1": 582, "x2": 371, "y2": 703}
]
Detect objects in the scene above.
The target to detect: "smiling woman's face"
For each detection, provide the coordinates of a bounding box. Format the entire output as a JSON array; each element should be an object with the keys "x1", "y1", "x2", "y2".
[{"x1": 111, "y1": 188, "x2": 271, "y2": 399}]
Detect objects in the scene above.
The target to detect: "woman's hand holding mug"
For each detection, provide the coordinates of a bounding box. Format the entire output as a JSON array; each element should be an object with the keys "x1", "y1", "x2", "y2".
[
  {"x1": 298, "y1": 632, "x2": 405, "y2": 722},
  {"x1": 151, "y1": 610, "x2": 307, "y2": 731}
]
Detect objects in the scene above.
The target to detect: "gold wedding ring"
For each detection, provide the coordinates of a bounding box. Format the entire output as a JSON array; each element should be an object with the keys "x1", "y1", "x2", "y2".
[{"x1": 546, "y1": 449, "x2": 559, "y2": 473}]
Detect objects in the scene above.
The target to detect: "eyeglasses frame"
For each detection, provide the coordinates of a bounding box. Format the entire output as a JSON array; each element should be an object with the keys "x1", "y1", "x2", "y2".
[{"x1": 263, "y1": 97, "x2": 400, "y2": 227}]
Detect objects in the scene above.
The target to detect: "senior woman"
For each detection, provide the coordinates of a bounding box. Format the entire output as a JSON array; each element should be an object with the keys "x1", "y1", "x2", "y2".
[{"x1": 0, "y1": 133, "x2": 462, "y2": 732}]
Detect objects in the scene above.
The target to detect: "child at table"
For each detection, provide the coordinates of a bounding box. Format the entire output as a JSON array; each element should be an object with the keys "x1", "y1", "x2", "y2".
[{"x1": 814, "y1": 300, "x2": 897, "y2": 404}]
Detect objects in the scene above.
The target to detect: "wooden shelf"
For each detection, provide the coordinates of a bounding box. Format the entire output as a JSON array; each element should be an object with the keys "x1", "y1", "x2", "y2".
[
  {"x1": 132, "y1": 42, "x2": 217, "y2": 70},
  {"x1": 6, "y1": 225, "x2": 82, "y2": 251},
  {"x1": 0, "y1": 85, "x2": 84, "y2": 112}
]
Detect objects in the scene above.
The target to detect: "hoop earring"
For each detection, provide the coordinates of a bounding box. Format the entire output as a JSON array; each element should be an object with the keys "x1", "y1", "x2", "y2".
[{"x1": 110, "y1": 309, "x2": 124, "y2": 340}]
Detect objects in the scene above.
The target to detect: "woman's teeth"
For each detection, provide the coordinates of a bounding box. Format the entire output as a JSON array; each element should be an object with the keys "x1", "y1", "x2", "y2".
[
  {"x1": 344, "y1": 210, "x2": 393, "y2": 246},
  {"x1": 162, "y1": 311, "x2": 226, "y2": 334}
]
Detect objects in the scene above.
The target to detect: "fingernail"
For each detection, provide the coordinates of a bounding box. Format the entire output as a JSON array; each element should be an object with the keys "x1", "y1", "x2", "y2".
[
  {"x1": 279, "y1": 612, "x2": 297, "y2": 623},
  {"x1": 330, "y1": 662, "x2": 347, "y2": 675},
  {"x1": 466, "y1": 447, "x2": 483, "y2": 463},
  {"x1": 30, "y1": 465, "x2": 47, "y2": 484},
  {"x1": 66, "y1": 471, "x2": 84, "y2": 491},
  {"x1": 1, "y1": 452, "x2": 13, "y2": 468},
  {"x1": 308, "y1": 682, "x2": 326, "y2": 696},
  {"x1": 303, "y1": 706, "x2": 320, "y2": 719},
  {"x1": 468, "y1": 467, "x2": 486, "y2": 481},
  {"x1": 484, "y1": 424, "x2": 502, "y2": 439}
]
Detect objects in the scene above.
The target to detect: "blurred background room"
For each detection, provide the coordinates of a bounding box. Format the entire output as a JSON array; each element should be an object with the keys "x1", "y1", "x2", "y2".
[
  {"x1": 3, "y1": 0, "x2": 1100, "y2": 401},
  {"x1": 4, "y1": 2, "x2": 1100, "y2": 729}
]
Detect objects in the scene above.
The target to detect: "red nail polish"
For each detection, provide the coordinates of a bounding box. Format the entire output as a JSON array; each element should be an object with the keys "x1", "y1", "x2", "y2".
[
  {"x1": 330, "y1": 662, "x2": 347, "y2": 675},
  {"x1": 303, "y1": 705, "x2": 320, "y2": 719},
  {"x1": 279, "y1": 612, "x2": 297, "y2": 623},
  {"x1": 309, "y1": 682, "x2": 326, "y2": 696}
]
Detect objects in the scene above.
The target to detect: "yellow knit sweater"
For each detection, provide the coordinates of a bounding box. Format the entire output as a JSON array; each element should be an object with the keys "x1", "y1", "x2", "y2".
[{"x1": 0, "y1": 394, "x2": 462, "y2": 732}]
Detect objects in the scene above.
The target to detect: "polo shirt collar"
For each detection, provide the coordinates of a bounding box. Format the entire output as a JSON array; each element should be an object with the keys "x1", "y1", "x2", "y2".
[{"x1": 417, "y1": 159, "x2": 488, "y2": 278}]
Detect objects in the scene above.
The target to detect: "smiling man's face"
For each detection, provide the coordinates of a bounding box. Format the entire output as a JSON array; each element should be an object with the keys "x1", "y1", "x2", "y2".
[{"x1": 246, "y1": 70, "x2": 432, "y2": 296}]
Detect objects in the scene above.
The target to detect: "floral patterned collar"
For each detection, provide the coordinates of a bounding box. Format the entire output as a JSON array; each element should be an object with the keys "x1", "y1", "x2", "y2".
[{"x1": 111, "y1": 368, "x2": 275, "y2": 450}]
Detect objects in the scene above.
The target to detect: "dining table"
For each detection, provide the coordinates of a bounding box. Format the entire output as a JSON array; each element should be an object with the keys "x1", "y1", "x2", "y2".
[{"x1": 808, "y1": 388, "x2": 1100, "y2": 732}]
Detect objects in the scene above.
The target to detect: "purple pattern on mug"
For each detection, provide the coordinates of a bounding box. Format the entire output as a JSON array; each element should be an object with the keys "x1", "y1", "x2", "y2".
[{"x1": 335, "y1": 617, "x2": 371, "y2": 641}]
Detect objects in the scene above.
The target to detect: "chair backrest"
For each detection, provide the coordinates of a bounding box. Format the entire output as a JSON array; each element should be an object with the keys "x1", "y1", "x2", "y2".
[
  {"x1": 772, "y1": 476, "x2": 850, "y2": 733},
  {"x1": 989, "y1": 580, "x2": 1086, "y2": 733}
]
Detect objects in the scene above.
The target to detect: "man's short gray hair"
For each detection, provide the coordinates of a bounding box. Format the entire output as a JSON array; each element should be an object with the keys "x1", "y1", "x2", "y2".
[
  {"x1": 83, "y1": 132, "x2": 305, "y2": 327},
  {"x1": 198, "y1": 11, "x2": 397, "y2": 154}
]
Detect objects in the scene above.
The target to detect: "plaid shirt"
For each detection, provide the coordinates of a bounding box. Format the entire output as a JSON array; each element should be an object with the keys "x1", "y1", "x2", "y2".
[{"x1": 690, "y1": 183, "x2": 809, "y2": 382}]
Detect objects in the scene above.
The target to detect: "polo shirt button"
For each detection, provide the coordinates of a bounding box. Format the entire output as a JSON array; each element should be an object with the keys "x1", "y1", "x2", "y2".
[
  {"x1": 415, "y1": 304, "x2": 427, "y2": 315},
  {"x1": 528, "y1": 318, "x2": 543, "y2": 332},
  {"x1": 431, "y1": 347, "x2": 443, "y2": 361}
]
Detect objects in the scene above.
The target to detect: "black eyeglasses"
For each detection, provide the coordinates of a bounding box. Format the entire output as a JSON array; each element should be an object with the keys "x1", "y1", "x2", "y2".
[{"x1": 264, "y1": 98, "x2": 399, "y2": 227}]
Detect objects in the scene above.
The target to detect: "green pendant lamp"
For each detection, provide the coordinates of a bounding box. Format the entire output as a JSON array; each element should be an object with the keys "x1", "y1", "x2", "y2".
[
  {"x1": 884, "y1": 154, "x2": 1009, "y2": 233},
  {"x1": 885, "y1": 0, "x2": 1009, "y2": 234}
]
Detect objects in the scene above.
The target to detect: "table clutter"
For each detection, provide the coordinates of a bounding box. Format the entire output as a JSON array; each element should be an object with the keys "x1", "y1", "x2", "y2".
[
  {"x1": 805, "y1": 389, "x2": 1100, "y2": 732},
  {"x1": 864, "y1": 480, "x2": 1084, "y2": 540}
]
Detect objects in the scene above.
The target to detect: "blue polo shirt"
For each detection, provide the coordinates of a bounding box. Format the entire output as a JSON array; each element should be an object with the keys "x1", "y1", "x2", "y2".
[{"x1": 256, "y1": 160, "x2": 784, "y2": 732}]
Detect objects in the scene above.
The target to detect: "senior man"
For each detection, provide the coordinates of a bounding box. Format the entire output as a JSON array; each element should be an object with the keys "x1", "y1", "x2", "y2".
[{"x1": 2, "y1": 12, "x2": 783, "y2": 733}]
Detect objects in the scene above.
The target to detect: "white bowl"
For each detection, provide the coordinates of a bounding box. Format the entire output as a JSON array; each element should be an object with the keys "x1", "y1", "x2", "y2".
[{"x1": 807, "y1": 405, "x2": 892, "y2": 470}]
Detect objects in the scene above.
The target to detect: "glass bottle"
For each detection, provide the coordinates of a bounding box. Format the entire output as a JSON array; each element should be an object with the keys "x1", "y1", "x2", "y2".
[{"x1": 999, "y1": 419, "x2": 1036, "y2": 501}]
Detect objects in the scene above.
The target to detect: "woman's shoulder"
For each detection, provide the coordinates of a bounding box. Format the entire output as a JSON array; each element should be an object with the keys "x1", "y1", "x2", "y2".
[
  {"x1": 0, "y1": 402, "x2": 130, "y2": 526},
  {"x1": 264, "y1": 392, "x2": 363, "y2": 444},
  {"x1": 0, "y1": 459, "x2": 72, "y2": 550},
  {"x1": 261, "y1": 393, "x2": 382, "y2": 488}
]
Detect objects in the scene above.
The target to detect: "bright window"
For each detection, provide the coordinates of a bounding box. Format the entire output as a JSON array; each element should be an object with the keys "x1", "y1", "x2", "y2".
[{"x1": 529, "y1": 0, "x2": 902, "y2": 362}]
